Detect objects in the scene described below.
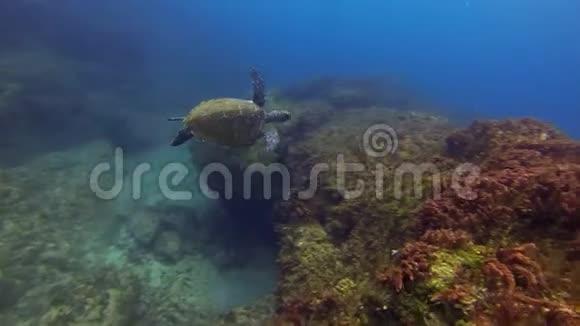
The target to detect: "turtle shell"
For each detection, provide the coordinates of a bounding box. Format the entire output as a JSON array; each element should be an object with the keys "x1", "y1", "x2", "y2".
[{"x1": 184, "y1": 98, "x2": 265, "y2": 146}]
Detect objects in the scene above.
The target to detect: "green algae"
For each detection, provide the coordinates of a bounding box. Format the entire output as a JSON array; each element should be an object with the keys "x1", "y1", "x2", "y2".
[
  {"x1": 279, "y1": 223, "x2": 343, "y2": 286},
  {"x1": 335, "y1": 277, "x2": 357, "y2": 297},
  {"x1": 391, "y1": 245, "x2": 490, "y2": 326},
  {"x1": 426, "y1": 245, "x2": 488, "y2": 293}
]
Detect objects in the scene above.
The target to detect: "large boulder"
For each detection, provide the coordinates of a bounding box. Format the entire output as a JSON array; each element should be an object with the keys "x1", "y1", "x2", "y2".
[
  {"x1": 128, "y1": 209, "x2": 162, "y2": 247},
  {"x1": 154, "y1": 231, "x2": 183, "y2": 263}
]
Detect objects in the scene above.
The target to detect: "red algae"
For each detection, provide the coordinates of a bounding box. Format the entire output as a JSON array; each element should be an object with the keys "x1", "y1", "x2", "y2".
[
  {"x1": 274, "y1": 109, "x2": 579, "y2": 324},
  {"x1": 382, "y1": 119, "x2": 580, "y2": 325}
]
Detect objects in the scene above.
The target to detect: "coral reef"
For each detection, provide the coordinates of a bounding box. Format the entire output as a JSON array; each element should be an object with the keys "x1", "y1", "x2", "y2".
[
  {"x1": 268, "y1": 79, "x2": 457, "y2": 324},
  {"x1": 417, "y1": 120, "x2": 579, "y2": 243},
  {"x1": 379, "y1": 119, "x2": 580, "y2": 325},
  {"x1": 36, "y1": 268, "x2": 139, "y2": 326},
  {"x1": 0, "y1": 142, "x2": 139, "y2": 325},
  {"x1": 1, "y1": 68, "x2": 578, "y2": 325},
  {"x1": 271, "y1": 95, "x2": 579, "y2": 325},
  {"x1": 445, "y1": 118, "x2": 568, "y2": 161},
  {"x1": 0, "y1": 139, "x2": 277, "y2": 325}
]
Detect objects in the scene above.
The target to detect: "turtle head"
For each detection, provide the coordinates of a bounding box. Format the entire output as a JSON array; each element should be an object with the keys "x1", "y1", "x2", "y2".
[{"x1": 265, "y1": 110, "x2": 291, "y2": 123}]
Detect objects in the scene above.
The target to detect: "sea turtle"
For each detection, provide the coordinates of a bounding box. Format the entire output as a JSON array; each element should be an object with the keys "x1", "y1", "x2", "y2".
[{"x1": 168, "y1": 68, "x2": 290, "y2": 151}]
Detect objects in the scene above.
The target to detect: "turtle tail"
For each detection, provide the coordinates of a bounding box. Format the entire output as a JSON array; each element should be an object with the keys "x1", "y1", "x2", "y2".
[{"x1": 171, "y1": 128, "x2": 193, "y2": 146}]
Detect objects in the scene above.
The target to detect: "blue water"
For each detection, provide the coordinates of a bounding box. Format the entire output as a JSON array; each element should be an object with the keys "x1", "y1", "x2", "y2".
[
  {"x1": 198, "y1": 0, "x2": 580, "y2": 135},
  {"x1": 19, "y1": 0, "x2": 577, "y2": 135},
  {"x1": 54, "y1": 0, "x2": 578, "y2": 135}
]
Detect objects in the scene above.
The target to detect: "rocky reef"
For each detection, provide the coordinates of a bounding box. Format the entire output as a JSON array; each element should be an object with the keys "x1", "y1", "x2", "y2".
[
  {"x1": 0, "y1": 140, "x2": 275, "y2": 325},
  {"x1": 0, "y1": 72, "x2": 578, "y2": 326},
  {"x1": 0, "y1": 141, "x2": 140, "y2": 325},
  {"x1": 269, "y1": 88, "x2": 580, "y2": 325}
]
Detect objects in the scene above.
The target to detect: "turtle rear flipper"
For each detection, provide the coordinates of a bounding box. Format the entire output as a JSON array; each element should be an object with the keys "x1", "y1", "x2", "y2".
[
  {"x1": 251, "y1": 67, "x2": 266, "y2": 107},
  {"x1": 263, "y1": 127, "x2": 280, "y2": 152},
  {"x1": 265, "y1": 110, "x2": 291, "y2": 123},
  {"x1": 171, "y1": 128, "x2": 193, "y2": 146}
]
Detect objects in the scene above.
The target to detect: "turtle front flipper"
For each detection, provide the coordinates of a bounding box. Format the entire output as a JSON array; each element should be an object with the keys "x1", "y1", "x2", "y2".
[
  {"x1": 171, "y1": 128, "x2": 194, "y2": 146},
  {"x1": 250, "y1": 67, "x2": 266, "y2": 107}
]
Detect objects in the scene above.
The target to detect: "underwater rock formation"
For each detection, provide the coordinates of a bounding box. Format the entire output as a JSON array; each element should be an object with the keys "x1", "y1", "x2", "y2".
[
  {"x1": 269, "y1": 89, "x2": 580, "y2": 326},
  {"x1": 380, "y1": 119, "x2": 580, "y2": 325},
  {"x1": 1, "y1": 72, "x2": 578, "y2": 325},
  {"x1": 0, "y1": 142, "x2": 138, "y2": 324},
  {"x1": 279, "y1": 77, "x2": 427, "y2": 111},
  {"x1": 264, "y1": 80, "x2": 457, "y2": 325},
  {"x1": 36, "y1": 268, "x2": 139, "y2": 326},
  {"x1": 127, "y1": 205, "x2": 200, "y2": 263},
  {"x1": 128, "y1": 209, "x2": 162, "y2": 247},
  {"x1": 420, "y1": 119, "x2": 579, "y2": 239},
  {"x1": 154, "y1": 231, "x2": 183, "y2": 262}
]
